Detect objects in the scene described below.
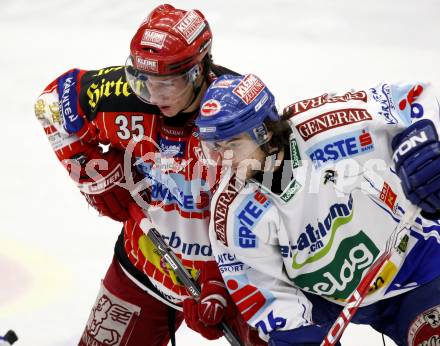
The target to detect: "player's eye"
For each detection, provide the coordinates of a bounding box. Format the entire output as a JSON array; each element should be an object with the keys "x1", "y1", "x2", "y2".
[
  {"x1": 226, "y1": 142, "x2": 239, "y2": 150},
  {"x1": 137, "y1": 73, "x2": 148, "y2": 81}
]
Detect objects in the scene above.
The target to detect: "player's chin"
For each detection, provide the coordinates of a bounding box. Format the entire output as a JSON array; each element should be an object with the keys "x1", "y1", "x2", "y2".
[{"x1": 159, "y1": 106, "x2": 178, "y2": 117}]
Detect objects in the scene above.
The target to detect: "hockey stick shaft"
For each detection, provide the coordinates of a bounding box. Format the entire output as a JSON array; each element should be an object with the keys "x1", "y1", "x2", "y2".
[
  {"x1": 321, "y1": 204, "x2": 420, "y2": 346},
  {"x1": 128, "y1": 203, "x2": 243, "y2": 346}
]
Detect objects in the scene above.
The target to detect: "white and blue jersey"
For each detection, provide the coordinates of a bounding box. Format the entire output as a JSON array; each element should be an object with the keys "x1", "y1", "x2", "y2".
[{"x1": 208, "y1": 82, "x2": 440, "y2": 340}]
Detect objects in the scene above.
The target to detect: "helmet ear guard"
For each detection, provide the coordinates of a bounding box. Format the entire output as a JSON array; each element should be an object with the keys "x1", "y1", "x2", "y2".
[
  {"x1": 252, "y1": 123, "x2": 271, "y2": 145},
  {"x1": 188, "y1": 64, "x2": 202, "y2": 83}
]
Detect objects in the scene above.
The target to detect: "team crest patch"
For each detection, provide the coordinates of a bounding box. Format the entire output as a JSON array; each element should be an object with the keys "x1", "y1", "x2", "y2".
[
  {"x1": 81, "y1": 283, "x2": 140, "y2": 346},
  {"x1": 407, "y1": 306, "x2": 440, "y2": 346},
  {"x1": 201, "y1": 99, "x2": 221, "y2": 116}
]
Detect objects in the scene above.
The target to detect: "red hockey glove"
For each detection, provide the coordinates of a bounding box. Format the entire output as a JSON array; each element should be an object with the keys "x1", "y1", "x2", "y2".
[
  {"x1": 183, "y1": 262, "x2": 237, "y2": 340},
  {"x1": 68, "y1": 146, "x2": 136, "y2": 222}
]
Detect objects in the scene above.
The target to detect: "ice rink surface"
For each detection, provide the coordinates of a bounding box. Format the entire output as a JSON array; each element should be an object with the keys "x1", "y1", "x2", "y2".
[{"x1": 1, "y1": 0, "x2": 440, "y2": 345}]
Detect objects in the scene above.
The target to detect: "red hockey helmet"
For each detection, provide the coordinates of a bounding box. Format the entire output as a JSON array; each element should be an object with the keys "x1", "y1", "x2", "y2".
[{"x1": 129, "y1": 4, "x2": 212, "y2": 76}]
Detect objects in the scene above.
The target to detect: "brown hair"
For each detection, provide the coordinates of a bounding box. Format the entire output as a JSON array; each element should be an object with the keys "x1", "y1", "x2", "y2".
[{"x1": 262, "y1": 115, "x2": 292, "y2": 154}]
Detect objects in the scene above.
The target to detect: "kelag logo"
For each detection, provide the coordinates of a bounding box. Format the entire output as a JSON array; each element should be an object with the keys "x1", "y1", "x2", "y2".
[
  {"x1": 293, "y1": 231, "x2": 379, "y2": 300},
  {"x1": 233, "y1": 191, "x2": 272, "y2": 248},
  {"x1": 306, "y1": 128, "x2": 374, "y2": 168}
]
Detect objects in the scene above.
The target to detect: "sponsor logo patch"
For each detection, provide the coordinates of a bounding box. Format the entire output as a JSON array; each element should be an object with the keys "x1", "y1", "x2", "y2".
[
  {"x1": 174, "y1": 10, "x2": 206, "y2": 44},
  {"x1": 296, "y1": 108, "x2": 373, "y2": 141},
  {"x1": 234, "y1": 190, "x2": 272, "y2": 248},
  {"x1": 58, "y1": 69, "x2": 83, "y2": 133},
  {"x1": 159, "y1": 137, "x2": 185, "y2": 157},
  {"x1": 137, "y1": 233, "x2": 203, "y2": 297},
  {"x1": 380, "y1": 182, "x2": 397, "y2": 212},
  {"x1": 392, "y1": 129, "x2": 429, "y2": 165},
  {"x1": 232, "y1": 74, "x2": 265, "y2": 105},
  {"x1": 280, "y1": 180, "x2": 302, "y2": 203},
  {"x1": 141, "y1": 29, "x2": 167, "y2": 49},
  {"x1": 369, "y1": 84, "x2": 399, "y2": 124},
  {"x1": 225, "y1": 274, "x2": 276, "y2": 323},
  {"x1": 367, "y1": 261, "x2": 397, "y2": 296},
  {"x1": 293, "y1": 231, "x2": 380, "y2": 300},
  {"x1": 285, "y1": 91, "x2": 367, "y2": 118},
  {"x1": 216, "y1": 253, "x2": 246, "y2": 274},
  {"x1": 135, "y1": 56, "x2": 158, "y2": 73},
  {"x1": 136, "y1": 161, "x2": 210, "y2": 215},
  {"x1": 214, "y1": 175, "x2": 246, "y2": 245},
  {"x1": 290, "y1": 195, "x2": 354, "y2": 269},
  {"x1": 86, "y1": 67, "x2": 132, "y2": 109},
  {"x1": 399, "y1": 84, "x2": 425, "y2": 119},
  {"x1": 306, "y1": 128, "x2": 374, "y2": 168},
  {"x1": 289, "y1": 137, "x2": 302, "y2": 169},
  {"x1": 77, "y1": 164, "x2": 124, "y2": 195}
]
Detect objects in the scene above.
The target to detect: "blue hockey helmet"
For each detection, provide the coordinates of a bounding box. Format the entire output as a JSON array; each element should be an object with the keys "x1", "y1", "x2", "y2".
[{"x1": 195, "y1": 74, "x2": 279, "y2": 144}]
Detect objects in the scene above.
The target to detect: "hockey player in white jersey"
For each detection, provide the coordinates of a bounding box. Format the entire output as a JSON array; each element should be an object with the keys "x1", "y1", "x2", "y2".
[{"x1": 194, "y1": 74, "x2": 440, "y2": 345}]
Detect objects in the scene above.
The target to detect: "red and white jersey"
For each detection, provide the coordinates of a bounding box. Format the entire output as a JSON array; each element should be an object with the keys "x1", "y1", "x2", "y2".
[{"x1": 35, "y1": 66, "x2": 225, "y2": 304}]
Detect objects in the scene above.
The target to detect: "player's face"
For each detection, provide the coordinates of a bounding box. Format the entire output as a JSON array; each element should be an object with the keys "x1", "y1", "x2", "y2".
[
  {"x1": 201, "y1": 133, "x2": 267, "y2": 179},
  {"x1": 125, "y1": 56, "x2": 200, "y2": 117},
  {"x1": 146, "y1": 74, "x2": 194, "y2": 117}
]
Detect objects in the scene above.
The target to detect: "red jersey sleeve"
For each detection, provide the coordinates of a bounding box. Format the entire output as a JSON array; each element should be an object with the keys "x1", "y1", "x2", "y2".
[{"x1": 34, "y1": 68, "x2": 97, "y2": 173}]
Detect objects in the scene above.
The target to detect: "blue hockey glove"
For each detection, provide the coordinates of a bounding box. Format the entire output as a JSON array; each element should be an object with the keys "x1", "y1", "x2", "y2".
[
  {"x1": 392, "y1": 119, "x2": 440, "y2": 220},
  {"x1": 269, "y1": 324, "x2": 340, "y2": 346}
]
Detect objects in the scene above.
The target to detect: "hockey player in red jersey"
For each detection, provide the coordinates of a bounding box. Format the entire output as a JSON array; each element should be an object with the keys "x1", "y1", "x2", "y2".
[{"x1": 35, "y1": 4, "x2": 264, "y2": 346}]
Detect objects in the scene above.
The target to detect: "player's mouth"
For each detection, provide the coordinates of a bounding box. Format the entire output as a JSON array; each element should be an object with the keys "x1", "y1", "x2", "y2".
[{"x1": 159, "y1": 105, "x2": 172, "y2": 113}]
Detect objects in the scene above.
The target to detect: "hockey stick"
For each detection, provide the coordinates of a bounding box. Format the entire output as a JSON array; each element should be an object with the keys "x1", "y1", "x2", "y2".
[
  {"x1": 128, "y1": 203, "x2": 243, "y2": 346},
  {"x1": 320, "y1": 204, "x2": 420, "y2": 346}
]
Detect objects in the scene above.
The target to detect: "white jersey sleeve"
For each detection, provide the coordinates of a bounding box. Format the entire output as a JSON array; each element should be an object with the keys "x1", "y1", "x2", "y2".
[
  {"x1": 209, "y1": 174, "x2": 313, "y2": 341},
  {"x1": 374, "y1": 82, "x2": 440, "y2": 129}
]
